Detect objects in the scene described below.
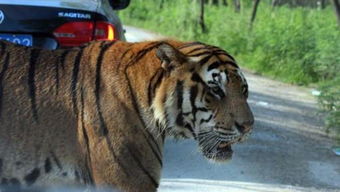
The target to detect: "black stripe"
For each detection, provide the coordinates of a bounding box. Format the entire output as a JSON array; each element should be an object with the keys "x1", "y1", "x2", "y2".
[
  {"x1": 80, "y1": 88, "x2": 94, "y2": 184},
  {"x1": 59, "y1": 50, "x2": 69, "y2": 71},
  {"x1": 199, "y1": 55, "x2": 213, "y2": 66},
  {"x1": 139, "y1": 128, "x2": 163, "y2": 167},
  {"x1": 197, "y1": 107, "x2": 208, "y2": 112},
  {"x1": 207, "y1": 80, "x2": 217, "y2": 85},
  {"x1": 214, "y1": 51, "x2": 236, "y2": 63},
  {"x1": 163, "y1": 110, "x2": 170, "y2": 128},
  {"x1": 55, "y1": 50, "x2": 69, "y2": 95},
  {"x1": 104, "y1": 136, "x2": 130, "y2": 176},
  {"x1": 0, "y1": 53, "x2": 10, "y2": 118},
  {"x1": 147, "y1": 68, "x2": 164, "y2": 106},
  {"x1": 161, "y1": 131, "x2": 166, "y2": 142},
  {"x1": 80, "y1": 88, "x2": 87, "y2": 145},
  {"x1": 0, "y1": 159, "x2": 2, "y2": 174},
  {"x1": 223, "y1": 60, "x2": 238, "y2": 68},
  {"x1": 126, "y1": 42, "x2": 163, "y2": 68},
  {"x1": 176, "y1": 112, "x2": 184, "y2": 126},
  {"x1": 24, "y1": 168, "x2": 40, "y2": 186},
  {"x1": 178, "y1": 42, "x2": 204, "y2": 49},
  {"x1": 188, "y1": 51, "x2": 212, "y2": 57},
  {"x1": 189, "y1": 85, "x2": 198, "y2": 126},
  {"x1": 191, "y1": 73, "x2": 205, "y2": 85},
  {"x1": 83, "y1": 163, "x2": 94, "y2": 184},
  {"x1": 176, "y1": 81, "x2": 184, "y2": 109},
  {"x1": 71, "y1": 49, "x2": 84, "y2": 115},
  {"x1": 50, "y1": 151, "x2": 62, "y2": 170},
  {"x1": 44, "y1": 158, "x2": 52, "y2": 173},
  {"x1": 117, "y1": 44, "x2": 133, "y2": 70},
  {"x1": 184, "y1": 123, "x2": 195, "y2": 138},
  {"x1": 208, "y1": 61, "x2": 223, "y2": 71},
  {"x1": 127, "y1": 146, "x2": 159, "y2": 188},
  {"x1": 200, "y1": 114, "x2": 213, "y2": 125},
  {"x1": 223, "y1": 52, "x2": 236, "y2": 62},
  {"x1": 0, "y1": 42, "x2": 5, "y2": 56},
  {"x1": 175, "y1": 80, "x2": 184, "y2": 127},
  {"x1": 176, "y1": 114, "x2": 184, "y2": 127},
  {"x1": 54, "y1": 59, "x2": 60, "y2": 96},
  {"x1": 191, "y1": 72, "x2": 210, "y2": 99},
  {"x1": 145, "y1": 129, "x2": 163, "y2": 160},
  {"x1": 185, "y1": 47, "x2": 206, "y2": 55},
  {"x1": 218, "y1": 131, "x2": 236, "y2": 137},
  {"x1": 186, "y1": 85, "x2": 199, "y2": 138},
  {"x1": 28, "y1": 49, "x2": 40, "y2": 122},
  {"x1": 95, "y1": 42, "x2": 114, "y2": 136},
  {"x1": 182, "y1": 112, "x2": 191, "y2": 116}
]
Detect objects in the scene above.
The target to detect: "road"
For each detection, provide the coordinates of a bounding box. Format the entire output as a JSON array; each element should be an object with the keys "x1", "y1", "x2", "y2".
[{"x1": 124, "y1": 26, "x2": 340, "y2": 192}]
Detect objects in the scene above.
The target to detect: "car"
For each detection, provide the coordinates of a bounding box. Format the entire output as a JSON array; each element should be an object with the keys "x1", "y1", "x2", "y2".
[{"x1": 0, "y1": 0, "x2": 130, "y2": 49}]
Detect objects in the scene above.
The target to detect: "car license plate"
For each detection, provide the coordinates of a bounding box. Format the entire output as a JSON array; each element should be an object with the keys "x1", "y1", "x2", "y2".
[{"x1": 0, "y1": 34, "x2": 33, "y2": 46}]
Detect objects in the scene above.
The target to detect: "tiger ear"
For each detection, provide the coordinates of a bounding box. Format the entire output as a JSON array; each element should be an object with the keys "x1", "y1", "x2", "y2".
[{"x1": 156, "y1": 43, "x2": 186, "y2": 71}]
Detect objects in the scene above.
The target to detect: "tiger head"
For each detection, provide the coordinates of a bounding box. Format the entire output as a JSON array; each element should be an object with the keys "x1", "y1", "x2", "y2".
[{"x1": 152, "y1": 42, "x2": 254, "y2": 162}]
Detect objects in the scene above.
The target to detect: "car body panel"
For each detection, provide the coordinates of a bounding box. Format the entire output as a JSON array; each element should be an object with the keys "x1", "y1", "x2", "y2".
[
  {"x1": 0, "y1": 0, "x2": 126, "y2": 49},
  {"x1": 0, "y1": 0, "x2": 99, "y2": 12}
]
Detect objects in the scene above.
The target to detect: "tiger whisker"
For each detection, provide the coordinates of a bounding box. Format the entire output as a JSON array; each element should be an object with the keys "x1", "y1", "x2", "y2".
[
  {"x1": 198, "y1": 134, "x2": 215, "y2": 145},
  {"x1": 201, "y1": 137, "x2": 219, "y2": 151},
  {"x1": 205, "y1": 140, "x2": 220, "y2": 153}
]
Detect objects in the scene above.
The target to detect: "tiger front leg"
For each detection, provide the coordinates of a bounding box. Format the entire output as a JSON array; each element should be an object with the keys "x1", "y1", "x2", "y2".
[{"x1": 77, "y1": 104, "x2": 163, "y2": 192}]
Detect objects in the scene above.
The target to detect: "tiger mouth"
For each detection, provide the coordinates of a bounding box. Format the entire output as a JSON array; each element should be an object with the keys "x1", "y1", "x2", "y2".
[
  {"x1": 201, "y1": 141, "x2": 234, "y2": 162},
  {"x1": 198, "y1": 128, "x2": 252, "y2": 162}
]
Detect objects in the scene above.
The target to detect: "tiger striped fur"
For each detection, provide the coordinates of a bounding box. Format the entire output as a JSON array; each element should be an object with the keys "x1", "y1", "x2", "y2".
[{"x1": 0, "y1": 39, "x2": 253, "y2": 192}]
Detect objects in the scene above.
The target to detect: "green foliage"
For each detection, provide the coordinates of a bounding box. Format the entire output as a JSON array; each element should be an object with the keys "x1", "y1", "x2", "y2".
[
  {"x1": 119, "y1": 0, "x2": 340, "y2": 138},
  {"x1": 318, "y1": 77, "x2": 340, "y2": 137}
]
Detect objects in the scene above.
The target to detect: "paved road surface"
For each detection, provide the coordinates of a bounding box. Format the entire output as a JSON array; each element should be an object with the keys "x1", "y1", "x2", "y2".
[{"x1": 124, "y1": 26, "x2": 340, "y2": 192}]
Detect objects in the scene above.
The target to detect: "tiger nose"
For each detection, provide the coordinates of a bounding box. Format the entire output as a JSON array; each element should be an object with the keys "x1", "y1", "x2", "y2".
[{"x1": 236, "y1": 121, "x2": 254, "y2": 134}]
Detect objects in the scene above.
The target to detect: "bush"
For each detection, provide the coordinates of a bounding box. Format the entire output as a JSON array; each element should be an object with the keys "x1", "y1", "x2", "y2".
[{"x1": 318, "y1": 77, "x2": 340, "y2": 138}]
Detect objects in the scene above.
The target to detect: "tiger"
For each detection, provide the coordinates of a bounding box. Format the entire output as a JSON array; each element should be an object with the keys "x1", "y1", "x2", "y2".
[{"x1": 0, "y1": 39, "x2": 254, "y2": 192}]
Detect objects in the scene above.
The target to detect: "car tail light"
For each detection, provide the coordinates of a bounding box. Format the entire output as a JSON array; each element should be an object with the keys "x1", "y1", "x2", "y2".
[
  {"x1": 53, "y1": 22, "x2": 94, "y2": 47},
  {"x1": 94, "y1": 22, "x2": 116, "y2": 41},
  {"x1": 53, "y1": 21, "x2": 116, "y2": 47}
]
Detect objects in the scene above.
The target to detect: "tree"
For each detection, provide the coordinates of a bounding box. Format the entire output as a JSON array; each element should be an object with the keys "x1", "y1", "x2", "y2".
[
  {"x1": 199, "y1": 0, "x2": 207, "y2": 32},
  {"x1": 159, "y1": 0, "x2": 164, "y2": 9},
  {"x1": 234, "y1": 0, "x2": 241, "y2": 12},
  {"x1": 272, "y1": 0, "x2": 281, "y2": 7},
  {"x1": 204, "y1": 0, "x2": 227, "y2": 6},
  {"x1": 318, "y1": 0, "x2": 327, "y2": 9},
  {"x1": 271, "y1": 0, "x2": 330, "y2": 8},
  {"x1": 212, "y1": 0, "x2": 219, "y2": 5},
  {"x1": 250, "y1": 0, "x2": 261, "y2": 29},
  {"x1": 333, "y1": 0, "x2": 340, "y2": 27}
]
